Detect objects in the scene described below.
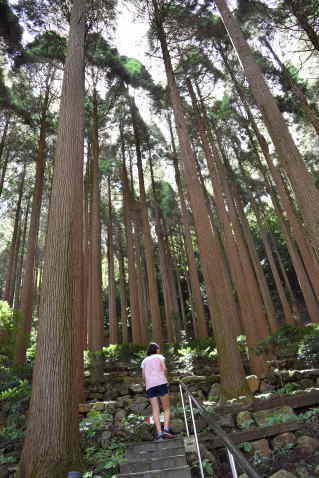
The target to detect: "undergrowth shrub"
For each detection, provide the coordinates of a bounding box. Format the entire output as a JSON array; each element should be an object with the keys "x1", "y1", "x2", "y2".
[
  {"x1": 0, "y1": 301, "x2": 21, "y2": 362},
  {"x1": 256, "y1": 324, "x2": 319, "y2": 365}
]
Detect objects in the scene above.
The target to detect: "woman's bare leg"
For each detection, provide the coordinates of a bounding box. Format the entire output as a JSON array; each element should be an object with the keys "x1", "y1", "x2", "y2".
[
  {"x1": 160, "y1": 394, "x2": 170, "y2": 430},
  {"x1": 149, "y1": 397, "x2": 162, "y2": 435}
]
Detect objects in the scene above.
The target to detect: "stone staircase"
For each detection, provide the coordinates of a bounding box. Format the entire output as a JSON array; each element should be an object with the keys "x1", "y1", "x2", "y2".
[{"x1": 118, "y1": 438, "x2": 192, "y2": 478}]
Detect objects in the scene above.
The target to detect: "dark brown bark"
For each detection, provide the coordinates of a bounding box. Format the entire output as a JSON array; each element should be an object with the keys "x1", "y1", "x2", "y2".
[
  {"x1": 273, "y1": 196, "x2": 319, "y2": 323},
  {"x1": 253, "y1": 201, "x2": 295, "y2": 325},
  {"x1": 88, "y1": 87, "x2": 104, "y2": 355},
  {"x1": 0, "y1": 114, "x2": 10, "y2": 162},
  {"x1": 0, "y1": 148, "x2": 10, "y2": 199},
  {"x1": 15, "y1": 77, "x2": 51, "y2": 366},
  {"x1": 131, "y1": 100, "x2": 162, "y2": 344},
  {"x1": 149, "y1": 151, "x2": 179, "y2": 342},
  {"x1": 14, "y1": 198, "x2": 30, "y2": 309},
  {"x1": 153, "y1": 0, "x2": 249, "y2": 395},
  {"x1": 222, "y1": 63, "x2": 319, "y2": 319},
  {"x1": 286, "y1": 0, "x2": 319, "y2": 52},
  {"x1": 107, "y1": 177, "x2": 118, "y2": 345},
  {"x1": 169, "y1": 117, "x2": 208, "y2": 338},
  {"x1": 262, "y1": 37, "x2": 319, "y2": 136},
  {"x1": 0, "y1": 115, "x2": 11, "y2": 198},
  {"x1": 117, "y1": 234, "x2": 129, "y2": 344},
  {"x1": 272, "y1": 239, "x2": 302, "y2": 324},
  {"x1": 19, "y1": 2, "x2": 86, "y2": 475},
  {"x1": 215, "y1": 0, "x2": 319, "y2": 256},
  {"x1": 189, "y1": 80, "x2": 269, "y2": 373},
  {"x1": 133, "y1": 204, "x2": 149, "y2": 344},
  {"x1": 4, "y1": 160, "x2": 26, "y2": 306},
  {"x1": 121, "y1": 143, "x2": 142, "y2": 344}
]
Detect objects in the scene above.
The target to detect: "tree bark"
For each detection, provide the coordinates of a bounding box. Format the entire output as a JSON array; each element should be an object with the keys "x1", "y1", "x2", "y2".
[
  {"x1": 117, "y1": 234, "x2": 129, "y2": 344},
  {"x1": 286, "y1": 0, "x2": 319, "y2": 52},
  {"x1": 4, "y1": 160, "x2": 26, "y2": 306},
  {"x1": 107, "y1": 177, "x2": 118, "y2": 344},
  {"x1": 0, "y1": 148, "x2": 10, "y2": 199},
  {"x1": 88, "y1": 87, "x2": 104, "y2": 357},
  {"x1": 121, "y1": 146, "x2": 142, "y2": 344},
  {"x1": 15, "y1": 77, "x2": 51, "y2": 366},
  {"x1": 19, "y1": 1, "x2": 86, "y2": 475},
  {"x1": 14, "y1": 198, "x2": 30, "y2": 309},
  {"x1": 262, "y1": 37, "x2": 319, "y2": 136},
  {"x1": 131, "y1": 100, "x2": 163, "y2": 344},
  {"x1": 189, "y1": 80, "x2": 269, "y2": 373},
  {"x1": 169, "y1": 117, "x2": 208, "y2": 339},
  {"x1": 214, "y1": 0, "x2": 319, "y2": 256},
  {"x1": 153, "y1": 0, "x2": 249, "y2": 395}
]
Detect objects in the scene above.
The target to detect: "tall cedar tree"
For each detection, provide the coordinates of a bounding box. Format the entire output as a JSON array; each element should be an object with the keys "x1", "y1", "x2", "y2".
[{"x1": 19, "y1": 1, "x2": 86, "y2": 476}]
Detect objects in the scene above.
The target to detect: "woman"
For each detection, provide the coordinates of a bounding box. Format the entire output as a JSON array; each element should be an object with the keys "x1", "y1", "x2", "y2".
[{"x1": 141, "y1": 342, "x2": 176, "y2": 440}]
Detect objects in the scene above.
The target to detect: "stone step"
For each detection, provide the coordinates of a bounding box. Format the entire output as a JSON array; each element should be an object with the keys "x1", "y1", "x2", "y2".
[
  {"x1": 120, "y1": 454, "x2": 187, "y2": 474},
  {"x1": 118, "y1": 464, "x2": 192, "y2": 478},
  {"x1": 126, "y1": 438, "x2": 183, "y2": 459},
  {"x1": 127, "y1": 445, "x2": 186, "y2": 461}
]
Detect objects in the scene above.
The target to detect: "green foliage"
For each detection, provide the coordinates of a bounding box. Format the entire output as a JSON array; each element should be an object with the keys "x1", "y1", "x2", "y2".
[
  {"x1": 0, "y1": 378, "x2": 30, "y2": 401},
  {"x1": 298, "y1": 407, "x2": 319, "y2": 421},
  {"x1": 0, "y1": 423, "x2": 24, "y2": 441},
  {"x1": 263, "y1": 413, "x2": 296, "y2": 426},
  {"x1": 256, "y1": 324, "x2": 319, "y2": 363},
  {"x1": 202, "y1": 458, "x2": 214, "y2": 475},
  {"x1": 0, "y1": 301, "x2": 21, "y2": 361},
  {"x1": 84, "y1": 440, "x2": 126, "y2": 477},
  {"x1": 14, "y1": 31, "x2": 66, "y2": 68},
  {"x1": 297, "y1": 332, "x2": 319, "y2": 366},
  {"x1": 80, "y1": 409, "x2": 113, "y2": 440},
  {"x1": 101, "y1": 344, "x2": 145, "y2": 363},
  {"x1": 240, "y1": 441, "x2": 253, "y2": 453},
  {"x1": 275, "y1": 382, "x2": 300, "y2": 395},
  {"x1": 0, "y1": 453, "x2": 16, "y2": 465},
  {"x1": 151, "y1": 180, "x2": 178, "y2": 218}
]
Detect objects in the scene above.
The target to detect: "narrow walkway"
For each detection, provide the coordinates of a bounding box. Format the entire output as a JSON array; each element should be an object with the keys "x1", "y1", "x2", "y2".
[{"x1": 118, "y1": 438, "x2": 191, "y2": 478}]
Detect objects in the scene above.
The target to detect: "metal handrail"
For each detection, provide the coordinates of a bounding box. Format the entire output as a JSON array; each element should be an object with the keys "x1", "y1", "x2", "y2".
[{"x1": 179, "y1": 382, "x2": 261, "y2": 478}]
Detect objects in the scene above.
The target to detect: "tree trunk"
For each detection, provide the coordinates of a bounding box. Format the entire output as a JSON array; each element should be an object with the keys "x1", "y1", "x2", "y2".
[
  {"x1": 15, "y1": 80, "x2": 50, "y2": 366},
  {"x1": 148, "y1": 151, "x2": 178, "y2": 341},
  {"x1": 168, "y1": 118, "x2": 208, "y2": 338},
  {"x1": 153, "y1": 0, "x2": 249, "y2": 395},
  {"x1": 214, "y1": 0, "x2": 319, "y2": 256},
  {"x1": 0, "y1": 148, "x2": 10, "y2": 199},
  {"x1": 107, "y1": 177, "x2": 118, "y2": 344},
  {"x1": 4, "y1": 160, "x2": 26, "y2": 305},
  {"x1": 262, "y1": 37, "x2": 319, "y2": 136},
  {"x1": 272, "y1": 239, "x2": 302, "y2": 323},
  {"x1": 131, "y1": 100, "x2": 163, "y2": 344},
  {"x1": 189, "y1": 79, "x2": 269, "y2": 373},
  {"x1": 88, "y1": 87, "x2": 104, "y2": 358},
  {"x1": 0, "y1": 115, "x2": 10, "y2": 198},
  {"x1": 286, "y1": 0, "x2": 319, "y2": 52},
  {"x1": 19, "y1": 2, "x2": 86, "y2": 475},
  {"x1": 121, "y1": 142, "x2": 142, "y2": 344},
  {"x1": 253, "y1": 201, "x2": 295, "y2": 325},
  {"x1": 133, "y1": 205, "x2": 150, "y2": 344},
  {"x1": 14, "y1": 198, "x2": 31, "y2": 309},
  {"x1": 222, "y1": 63, "x2": 319, "y2": 311},
  {"x1": 117, "y1": 235, "x2": 129, "y2": 344}
]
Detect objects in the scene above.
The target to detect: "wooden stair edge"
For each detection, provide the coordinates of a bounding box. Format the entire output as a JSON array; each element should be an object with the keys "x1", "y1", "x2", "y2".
[{"x1": 199, "y1": 420, "x2": 302, "y2": 448}]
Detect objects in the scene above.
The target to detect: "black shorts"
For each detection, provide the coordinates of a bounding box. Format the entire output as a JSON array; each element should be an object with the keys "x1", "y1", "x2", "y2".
[{"x1": 146, "y1": 383, "x2": 169, "y2": 398}]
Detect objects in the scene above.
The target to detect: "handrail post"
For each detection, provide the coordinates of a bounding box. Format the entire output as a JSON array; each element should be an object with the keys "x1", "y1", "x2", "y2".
[
  {"x1": 179, "y1": 381, "x2": 261, "y2": 478},
  {"x1": 188, "y1": 394, "x2": 205, "y2": 478},
  {"x1": 179, "y1": 383, "x2": 190, "y2": 438},
  {"x1": 227, "y1": 449, "x2": 239, "y2": 478}
]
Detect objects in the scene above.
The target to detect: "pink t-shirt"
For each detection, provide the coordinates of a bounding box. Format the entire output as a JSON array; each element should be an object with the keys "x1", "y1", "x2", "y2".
[{"x1": 141, "y1": 354, "x2": 167, "y2": 391}]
